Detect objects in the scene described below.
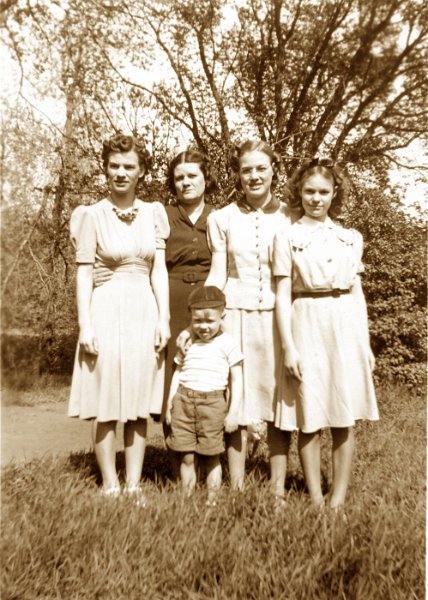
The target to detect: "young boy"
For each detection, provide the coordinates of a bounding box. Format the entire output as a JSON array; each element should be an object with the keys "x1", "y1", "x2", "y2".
[{"x1": 165, "y1": 286, "x2": 243, "y2": 506}]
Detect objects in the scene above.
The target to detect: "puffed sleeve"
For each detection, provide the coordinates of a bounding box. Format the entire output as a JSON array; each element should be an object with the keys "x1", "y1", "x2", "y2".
[
  {"x1": 153, "y1": 202, "x2": 170, "y2": 249},
  {"x1": 207, "y1": 210, "x2": 227, "y2": 252},
  {"x1": 352, "y1": 229, "x2": 365, "y2": 274},
  {"x1": 272, "y1": 230, "x2": 292, "y2": 277},
  {"x1": 70, "y1": 205, "x2": 97, "y2": 264}
]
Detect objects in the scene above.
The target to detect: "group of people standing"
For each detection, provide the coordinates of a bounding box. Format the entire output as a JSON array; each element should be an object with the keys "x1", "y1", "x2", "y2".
[{"x1": 68, "y1": 133, "x2": 378, "y2": 511}]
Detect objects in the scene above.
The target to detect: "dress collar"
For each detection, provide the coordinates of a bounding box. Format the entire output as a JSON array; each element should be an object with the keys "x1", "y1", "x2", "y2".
[
  {"x1": 298, "y1": 215, "x2": 335, "y2": 230},
  {"x1": 177, "y1": 202, "x2": 212, "y2": 225},
  {"x1": 237, "y1": 195, "x2": 281, "y2": 214}
]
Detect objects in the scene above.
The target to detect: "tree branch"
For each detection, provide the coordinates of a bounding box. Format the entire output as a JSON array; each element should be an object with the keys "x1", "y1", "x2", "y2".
[
  {"x1": 281, "y1": 0, "x2": 353, "y2": 153},
  {"x1": 0, "y1": 0, "x2": 18, "y2": 15},
  {"x1": 378, "y1": 153, "x2": 428, "y2": 170},
  {"x1": 2, "y1": 196, "x2": 47, "y2": 297},
  {"x1": 194, "y1": 19, "x2": 231, "y2": 147},
  {"x1": 132, "y1": 2, "x2": 207, "y2": 150}
]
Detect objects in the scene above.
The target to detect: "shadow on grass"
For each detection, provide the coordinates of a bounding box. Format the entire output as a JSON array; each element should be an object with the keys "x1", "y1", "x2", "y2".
[
  {"x1": 67, "y1": 443, "x2": 177, "y2": 487},
  {"x1": 67, "y1": 443, "x2": 310, "y2": 495}
]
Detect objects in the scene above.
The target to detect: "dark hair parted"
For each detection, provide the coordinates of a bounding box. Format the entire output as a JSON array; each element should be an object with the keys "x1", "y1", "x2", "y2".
[
  {"x1": 102, "y1": 134, "x2": 152, "y2": 178},
  {"x1": 230, "y1": 140, "x2": 282, "y2": 191},
  {"x1": 167, "y1": 149, "x2": 218, "y2": 196},
  {"x1": 284, "y1": 158, "x2": 349, "y2": 218}
]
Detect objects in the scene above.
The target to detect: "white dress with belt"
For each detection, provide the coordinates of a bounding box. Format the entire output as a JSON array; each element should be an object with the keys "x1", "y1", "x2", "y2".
[
  {"x1": 68, "y1": 199, "x2": 170, "y2": 422},
  {"x1": 273, "y1": 216, "x2": 379, "y2": 433}
]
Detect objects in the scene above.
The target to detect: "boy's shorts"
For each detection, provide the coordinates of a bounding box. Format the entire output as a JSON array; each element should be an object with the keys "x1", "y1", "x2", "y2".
[{"x1": 167, "y1": 385, "x2": 227, "y2": 456}]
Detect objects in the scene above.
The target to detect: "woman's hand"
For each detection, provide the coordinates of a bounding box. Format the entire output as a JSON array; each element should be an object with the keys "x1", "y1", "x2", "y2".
[
  {"x1": 284, "y1": 347, "x2": 303, "y2": 381},
  {"x1": 92, "y1": 266, "x2": 114, "y2": 287},
  {"x1": 155, "y1": 319, "x2": 170, "y2": 354},
  {"x1": 165, "y1": 405, "x2": 172, "y2": 426},
  {"x1": 79, "y1": 325, "x2": 98, "y2": 356},
  {"x1": 176, "y1": 328, "x2": 192, "y2": 354},
  {"x1": 224, "y1": 411, "x2": 239, "y2": 433},
  {"x1": 368, "y1": 348, "x2": 376, "y2": 372}
]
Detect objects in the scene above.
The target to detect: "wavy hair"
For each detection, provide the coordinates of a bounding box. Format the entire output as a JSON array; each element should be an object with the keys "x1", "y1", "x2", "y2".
[
  {"x1": 284, "y1": 158, "x2": 349, "y2": 218},
  {"x1": 230, "y1": 140, "x2": 282, "y2": 191},
  {"x1": 101, "y1": 134, "x2": 152, "y2": 179},
  {"x1": 167, "y1": 149, "x2": 218, "y2": 196}
]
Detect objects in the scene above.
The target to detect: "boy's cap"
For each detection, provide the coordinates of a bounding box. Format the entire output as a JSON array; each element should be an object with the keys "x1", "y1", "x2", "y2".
[{"x1": 188, "y1": 286, "x2": 226, "y2": 310}]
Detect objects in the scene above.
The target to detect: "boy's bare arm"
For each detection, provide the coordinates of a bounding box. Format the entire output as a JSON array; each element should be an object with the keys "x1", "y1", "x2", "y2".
[
  {"x1": 224, "y1": 362, "x2": 243, "y2": 433},
  {"x1": 165, "y1": 367, "x2": 182, "y2": 426},
  {"x1": 176, "y1": 327, "x2": 193, "y2": 354}
]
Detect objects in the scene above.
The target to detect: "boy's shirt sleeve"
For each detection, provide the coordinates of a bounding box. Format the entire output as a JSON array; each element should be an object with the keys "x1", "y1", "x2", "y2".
[{"x1": 223, "y1": 334, "x2": 244, "y2": 367}]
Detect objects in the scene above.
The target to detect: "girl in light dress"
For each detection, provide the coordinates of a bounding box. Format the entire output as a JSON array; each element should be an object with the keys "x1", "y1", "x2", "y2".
[
  {"x1": 69, "y1": 134, "x2": 170, "y2": 504},
  {"x1": 204, "y1": 140, "x2": 293, "y2": 497},
  {"x1": 273, "y1": 158, "x2": 379, "y2": 511}
]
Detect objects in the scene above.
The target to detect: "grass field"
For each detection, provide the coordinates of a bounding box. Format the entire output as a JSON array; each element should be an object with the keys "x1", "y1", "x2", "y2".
[{"x1": 1, "y1": 384, "x2": 425, "y2": 599}]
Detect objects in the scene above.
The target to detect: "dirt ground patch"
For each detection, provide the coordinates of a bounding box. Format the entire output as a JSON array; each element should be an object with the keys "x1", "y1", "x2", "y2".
[{"x1": 1, "y1": 401, "x2": 163, "y2": 466}]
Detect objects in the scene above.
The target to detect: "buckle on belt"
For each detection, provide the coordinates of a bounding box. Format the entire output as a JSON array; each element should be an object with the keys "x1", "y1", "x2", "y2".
[{"x1": 182, "y1": 272, "x2": 199, "y2": 283}]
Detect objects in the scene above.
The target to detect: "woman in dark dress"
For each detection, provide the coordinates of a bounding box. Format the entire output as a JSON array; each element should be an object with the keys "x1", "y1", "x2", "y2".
[{"x1": 164, "y1": 149, "x2": 218, "y2": 406}]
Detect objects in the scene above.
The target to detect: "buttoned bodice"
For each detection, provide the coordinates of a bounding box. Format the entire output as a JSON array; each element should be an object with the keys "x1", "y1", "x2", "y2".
[
  {"x1": 207, "y1": 199, "x2": 291, "y2": 310},
  {"x1": 165, "y1": 203, "x2": 213, "y2": 275}
]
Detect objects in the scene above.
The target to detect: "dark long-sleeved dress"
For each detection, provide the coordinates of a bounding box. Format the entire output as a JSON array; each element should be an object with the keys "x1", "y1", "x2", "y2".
[{"x1": 164, "y1": 203, "x2": 214, "y2": 403}]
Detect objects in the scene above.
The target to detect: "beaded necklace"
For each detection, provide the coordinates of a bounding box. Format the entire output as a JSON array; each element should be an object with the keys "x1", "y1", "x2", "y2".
[{"x1": 112, "y1": 204, "x2": 139, "y2": 222}]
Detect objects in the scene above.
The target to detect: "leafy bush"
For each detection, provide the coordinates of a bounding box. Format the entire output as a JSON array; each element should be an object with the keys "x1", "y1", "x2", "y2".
[{"x1": 344, "y1": 184, "x2": 426, "y2": 389}]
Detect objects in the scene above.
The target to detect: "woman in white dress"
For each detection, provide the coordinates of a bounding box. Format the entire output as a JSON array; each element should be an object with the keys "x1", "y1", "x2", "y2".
[
  {"x1": 274, "y1": 158, "x2": 378, "y2": 511},
  {"x1": 205, "y1": 140, "x2": 293, "y2": 496},
  {"x1": 69, "y1": 134, "x2": 170, "y2": 502}
]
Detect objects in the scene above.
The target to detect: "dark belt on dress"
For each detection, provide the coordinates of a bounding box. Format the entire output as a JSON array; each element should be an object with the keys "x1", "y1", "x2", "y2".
[
  {"x1": 169, "y1": 271, "x2": 207, "y2": 283},
  {"x1": 294, "y1": 288, "x2": 351, "y2": 299}
]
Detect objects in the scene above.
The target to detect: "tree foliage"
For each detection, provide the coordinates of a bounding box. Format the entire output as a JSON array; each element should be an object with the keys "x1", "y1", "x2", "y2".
[
  {"x1": 1, "y1": 0, "x2": 426, "y2": 386},
  {"x1": 109, "y1": 0, "x2": 428, "y2": 175},
  {"x1": 344, "y1": 180, "x2": 426, "y2": 387}
]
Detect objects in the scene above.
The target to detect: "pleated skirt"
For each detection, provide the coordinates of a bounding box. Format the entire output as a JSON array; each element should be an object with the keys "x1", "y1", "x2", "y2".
[
  {"x1": 223, "y1": 308, "x2": 281, "y2": 425},
  {"x1": 275, "y1": 294, "x2": 379, "y2": 433},
  {"x1": 68, "y1": 272, "x2": 164, "y2": 422}
]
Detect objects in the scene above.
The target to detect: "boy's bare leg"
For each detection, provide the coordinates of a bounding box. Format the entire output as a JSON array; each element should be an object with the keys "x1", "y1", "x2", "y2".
[
  {"x1": 180, "y1": 452, "x2": 197, "y2": 496},
  {"x1": 205, "y1": 455, "x2": 222, "y2": 505},
  {"x1": 162, "y1": 422, "x2": 181, "y2": 480}
]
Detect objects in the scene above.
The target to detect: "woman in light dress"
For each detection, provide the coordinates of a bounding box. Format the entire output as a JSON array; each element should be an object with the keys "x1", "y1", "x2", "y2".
[
  {"x1": 205, "y1": 140, "x2": 293, "y2": 497},
  {"x1": 69, "y1": 134, "x2": 170, "y2": 503},
  {"x1": 274, "y1": 158, "x2": 379, "y2": 511}
]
